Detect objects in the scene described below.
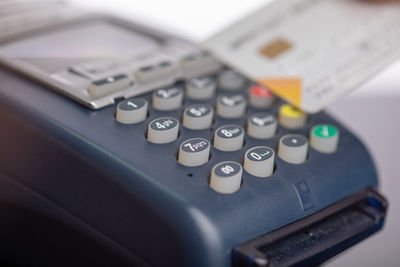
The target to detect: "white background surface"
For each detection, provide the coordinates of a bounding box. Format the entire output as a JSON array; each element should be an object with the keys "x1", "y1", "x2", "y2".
[{"x1": 69, "y1": 0, "x2": 400, "y2": 265}]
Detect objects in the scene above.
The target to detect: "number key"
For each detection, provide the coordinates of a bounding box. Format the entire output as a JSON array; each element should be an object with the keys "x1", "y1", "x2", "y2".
[
  {"x1": 210, "y1": 161, "x2": 242, "y2": 194},
  {"x1": 244, "y1": 146, "x2": 274, "y2": 177},
  {"x1": 147, "y1": 117, "x2": 179, "y2": 144},
  {"x1": 247, "y1": 113, "x2": 277, "y2": 139},
  {"x1": 116, "y1": 98, "x2": 147, "y2": 124},
  {"x1": 178, "y1": 138, "x2": 210, "y2": 167},
  {"x1": 216, "y1": 94, "x2": 246, "y2": 119},
  {"x1": 182, "y1": 104, "x2": 213, "y2": 130},
  {"x1": 152, "y1": 86, "x2": 183, "y2": 111},
  {"x1": 213, "y1": 125, "x2": 244, "y2": 152}
]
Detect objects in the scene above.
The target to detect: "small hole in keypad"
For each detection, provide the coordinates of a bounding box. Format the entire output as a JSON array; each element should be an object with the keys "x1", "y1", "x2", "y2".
[{"x1": 187, "y1": 173, "x2": 193, "y2": 177}]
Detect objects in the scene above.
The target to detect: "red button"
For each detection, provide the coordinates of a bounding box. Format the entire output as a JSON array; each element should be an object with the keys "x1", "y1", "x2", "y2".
[
  {"x1": 250, "y1": 85, "x2": 273, "y2": 98},
  {"x1": 249, "y1": 85, "x2": 274, "y2": 108}
]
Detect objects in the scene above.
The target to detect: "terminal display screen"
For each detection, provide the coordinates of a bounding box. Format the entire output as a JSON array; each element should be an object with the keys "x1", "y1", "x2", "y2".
[{"x1": 0, "y1": 20, "x2": 160, "y2": 72}]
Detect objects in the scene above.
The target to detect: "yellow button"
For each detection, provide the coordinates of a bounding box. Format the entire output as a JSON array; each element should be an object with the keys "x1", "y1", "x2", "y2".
[
  {"x1": 280, "y1": 104, "x2": 304, "y2": 117},
  {"x1": 279, "y1": 104, "x2": 307, "y2": 129}
]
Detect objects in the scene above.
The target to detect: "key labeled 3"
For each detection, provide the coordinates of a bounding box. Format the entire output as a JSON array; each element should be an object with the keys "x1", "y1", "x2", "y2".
[
  {"x1": 247, "y1": 113, "x2": 277, "y2": 139},
  {"x1": 217, "y1": 94, "x2": 246, "y2": 118}
]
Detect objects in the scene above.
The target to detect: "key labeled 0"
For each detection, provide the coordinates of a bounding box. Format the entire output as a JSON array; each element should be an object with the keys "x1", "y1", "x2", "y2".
[{"x1": 244, "y1": 146, "x2": 274, "y2": 177}]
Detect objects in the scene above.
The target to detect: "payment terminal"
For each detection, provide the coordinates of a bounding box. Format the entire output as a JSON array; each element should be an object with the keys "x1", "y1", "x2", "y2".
[{"x1": 0, "y1": 1, "x2": 387, "y2": 266}]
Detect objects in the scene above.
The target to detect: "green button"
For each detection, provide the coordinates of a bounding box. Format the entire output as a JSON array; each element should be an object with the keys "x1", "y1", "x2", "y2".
[{"x1": 313, "y1": 124, "x2": 338, "y2": 138}]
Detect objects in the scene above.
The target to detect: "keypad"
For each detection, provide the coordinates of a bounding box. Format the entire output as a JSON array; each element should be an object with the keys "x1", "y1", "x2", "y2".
[{"x1": 113, "y1": 69, "x2": 340, "y2": 194}]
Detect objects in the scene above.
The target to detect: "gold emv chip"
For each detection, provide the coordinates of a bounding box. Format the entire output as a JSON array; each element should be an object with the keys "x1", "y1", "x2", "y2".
[{"x1": 259, "y1": 38, "x2": 293, "y2": 59}]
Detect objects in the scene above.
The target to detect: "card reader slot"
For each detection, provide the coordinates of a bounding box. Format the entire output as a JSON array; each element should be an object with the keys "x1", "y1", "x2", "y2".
[{"x1": 232, "y1": 188, "x2": 387, "y2": 267}]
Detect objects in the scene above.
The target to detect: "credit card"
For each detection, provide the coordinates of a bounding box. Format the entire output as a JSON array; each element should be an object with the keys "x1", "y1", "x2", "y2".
[{"x1": 203, "y1": 0, "x2": 400, "y2": 113}]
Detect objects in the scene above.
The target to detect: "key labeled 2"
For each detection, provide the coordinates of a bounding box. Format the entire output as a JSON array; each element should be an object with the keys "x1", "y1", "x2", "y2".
[{"x1": 152, "y1": 86, "x2": 183, "y2": 111}]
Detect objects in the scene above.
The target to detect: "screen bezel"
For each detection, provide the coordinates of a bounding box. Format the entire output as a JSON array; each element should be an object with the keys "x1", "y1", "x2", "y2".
[
  {"x1": 0, "y1": 14, "x2": 193, "y2": 109},
  {"x1": 0, "y1": 15, "x2": 168, "y2": 74}
]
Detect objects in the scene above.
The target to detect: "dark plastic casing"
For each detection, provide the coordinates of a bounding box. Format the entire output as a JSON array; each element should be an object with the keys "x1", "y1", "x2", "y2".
[{"x1": 0, "y1": 14, "x2": 383, "y2": 267}]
